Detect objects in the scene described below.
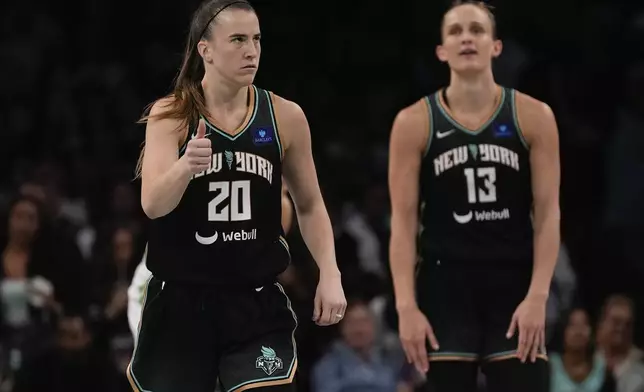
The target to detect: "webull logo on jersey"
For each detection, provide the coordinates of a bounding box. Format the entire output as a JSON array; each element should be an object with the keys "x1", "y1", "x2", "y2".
[
  {"x1": 195, "y1": 228, "x2": 257, "y2": 245},
  {"x1": 434, "y1": 143, "x2": 520, "y2": 176},
  {"x1": 193, "y1": 150, "x2": 273, "y2": 184},
  {"x1": 453, "y1": 208, "x2": 511, "y2": 224}
]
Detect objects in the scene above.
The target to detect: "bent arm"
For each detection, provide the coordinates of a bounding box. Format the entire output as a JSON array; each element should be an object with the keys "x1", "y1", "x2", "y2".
[
  {"x1": 277, "y1": 95, "x2": 340, "y2": 277},
  {"x1": 518, "y1": 95, "x2": 561, "y2": 299},
  {"x1": 388, "y1": 102, "x2": 429, "y2": 311},
  {"x1": 140, "y1": 99, "x2": 192, "y2": 219}
]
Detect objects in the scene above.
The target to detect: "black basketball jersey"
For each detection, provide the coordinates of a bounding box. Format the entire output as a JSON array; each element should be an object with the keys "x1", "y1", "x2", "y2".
[
  {"x1": 147, "y1": 85, "x2": 290, "y2": 286},
  {"x1": 418, "y1": 86, "x2": 533, "y2": 266}
]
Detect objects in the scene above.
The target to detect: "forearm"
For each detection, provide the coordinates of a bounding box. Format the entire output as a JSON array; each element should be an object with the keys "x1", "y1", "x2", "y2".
[
  {"x1": 142, "y1": 157, "x2": 192, "y2": 219},
  {"x1": 297, "y1": 201, "x2": 339, "y2": 276},
  {"x1": 390, "y1": 221, "x2": 418, "y2": 310},
  {"x1": 528, "y1": 207, "x2": 560, "y2": 298}
]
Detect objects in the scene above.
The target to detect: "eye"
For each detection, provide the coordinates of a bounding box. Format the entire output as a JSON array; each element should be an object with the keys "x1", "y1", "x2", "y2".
[{"x1": 448, "y1": 26, "x2": 462, "y2": 35}]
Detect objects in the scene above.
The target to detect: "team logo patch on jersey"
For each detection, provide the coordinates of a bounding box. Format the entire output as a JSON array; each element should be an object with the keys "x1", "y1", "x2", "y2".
[
  {"x1": 256, "y1": 346, "x2": 283, "y2": 376},
  {"x1": 252, "y1": 127, "x2": 274, "y2": 145},
  {"x1": 494, "y1": 123, "x2": 512, "y2": 138}
]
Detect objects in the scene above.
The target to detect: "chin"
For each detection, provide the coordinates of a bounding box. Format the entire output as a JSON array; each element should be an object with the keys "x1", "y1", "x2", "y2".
[
  {"x1": 236, "y1": 73, "x2": 256, "y2": 86},
  {"x1": 450, "y1": 61, "x2": 488, "y2": 75}
]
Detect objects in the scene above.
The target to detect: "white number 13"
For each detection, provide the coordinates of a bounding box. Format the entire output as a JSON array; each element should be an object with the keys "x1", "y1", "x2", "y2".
[
  {"x1": 464, "y1": 167, "x2": 497, "y2": 203},
  {"x1": 208, "y1": 180, "x2": 251, "y2": 221}
]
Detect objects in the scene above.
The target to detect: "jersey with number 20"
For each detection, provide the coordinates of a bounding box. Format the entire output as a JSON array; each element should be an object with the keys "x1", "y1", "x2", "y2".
[{"x1": 146, "y1": 85, "x2": 290, "y2": 286}]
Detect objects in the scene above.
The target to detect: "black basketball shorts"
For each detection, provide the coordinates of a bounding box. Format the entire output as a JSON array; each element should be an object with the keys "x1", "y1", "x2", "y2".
[
  {"x1": 127, "y1": 276, "x2": 298, "y2": 392},
  {"x1": 416, "y1": 257, "x2": 548, "y2": 363}
]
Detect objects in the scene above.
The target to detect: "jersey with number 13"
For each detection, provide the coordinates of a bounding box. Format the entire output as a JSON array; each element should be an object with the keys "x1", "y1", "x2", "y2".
[
  {"x1": 146, "y1": 85, "x2": 290, "y2": 286},
  {"x1": 418, "y1": 87, "x2": 534, "y2": 266}
]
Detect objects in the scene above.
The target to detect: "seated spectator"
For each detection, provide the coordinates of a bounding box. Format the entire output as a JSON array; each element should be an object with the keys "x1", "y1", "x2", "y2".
[
  {"x1": 13, "y1": 314, "x2": 119, "y2": 392},
  {"x1": 0, "y1": 196, "x2": 61, "y2": 351},
  {"x1": 596, "y1": 295, "x2": 644, "y2": 392},
  {"x1": 311, "y1": 299, "x2": 414, "y2": 392},
  {"x1": 550, "y1": 307, "x2": 616, "y2": 392}
]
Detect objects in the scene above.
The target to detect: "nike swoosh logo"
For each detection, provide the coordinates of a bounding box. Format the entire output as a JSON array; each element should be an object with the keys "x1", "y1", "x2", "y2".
[{"x1": 436, "y1": 129, "x2": 455, "y2": 139}]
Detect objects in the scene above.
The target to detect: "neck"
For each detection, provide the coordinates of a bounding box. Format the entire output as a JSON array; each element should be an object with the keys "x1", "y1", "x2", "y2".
[
  {"x1": 563, "y1": 350, "x2": 589, "y2": 366},
  {"x1": 202, "y1": 72, "x2": 249, "y2": 113},
  {"x1": 447, "y1": 69, "x2": 497, "y2": 112},
  {"x1": 604, "y1": 345, "x2": 629, "y2": 361},
  {"x1": 6, "y1": 238, "x2": 29, "y2": 252}
]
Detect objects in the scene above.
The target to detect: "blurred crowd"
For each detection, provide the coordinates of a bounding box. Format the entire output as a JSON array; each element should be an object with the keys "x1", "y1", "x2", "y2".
[{"x1": 1, "y1": 0, "x2": 644, "y2": 391}]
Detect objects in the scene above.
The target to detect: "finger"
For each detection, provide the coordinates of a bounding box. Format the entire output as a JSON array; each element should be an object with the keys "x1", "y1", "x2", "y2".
[
  {"x1": 413, "y1": 338, "x2": 429, "y2": 374},
  {"x1": 401, "y1": 341, "x2": 414, "y2": 364},
  {"x1": 329, "y1": 306, "x2": 341, "y2": 325},
  {"x1": 312, "y1": 295, "x2": 322, "y2": 322},
  {"x1": 196, "y1": 118, "x2": 206, "y2": 138},
  {"x1": 517, "y1": 324, "x2": 527, "y2": 361},
  {"x1": 426, "y1": 325, "x2": 440, "y2": 351},
  {"x1": 530, "y1": 329, "x2": 540, "y2": 363},
  {"x1": 506, "y1": 314, "x2": 517, "y2": 339},
  {"x1": 540, "y1": 328, "x2": 547, "y2": 356},
  {"x1": 519, "y1": 327, "x2": 534, "y2": 363},
  {"x1": 319, "y1": 302, "x2": 334, "y2": 326},
  {"x1": 194, "y1": 156, "x2": 211, "y2": 165}
]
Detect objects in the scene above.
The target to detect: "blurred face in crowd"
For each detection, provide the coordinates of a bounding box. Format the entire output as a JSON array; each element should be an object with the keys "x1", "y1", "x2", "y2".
[
  {"x1": 564, "y1": 309, "x2": 592, "y2": 353},
  {"x1": 113, "y1": 227, "x2": 134, "y2": 265},
  {"x1": 437, "y1": 4, "x2": 502, "y2": 74},
  {"x1": 198, "y1": 8, "x2": 261, "y2": 87},
  {"x1": 599, "y1": 303, "x2": 633, "y2": 350},
  {"x1": 8, "y1": 199, "x2": 40, "y2": 245},
  {"x1": 111, "y1": 183, "x2": 136, "y2": 217},
  {"x1": 57, "y1": 316, "x2": 91, "y2": 352},
  {"x1": 340, "y1": 303, "x2": 376, "y2": 352}
]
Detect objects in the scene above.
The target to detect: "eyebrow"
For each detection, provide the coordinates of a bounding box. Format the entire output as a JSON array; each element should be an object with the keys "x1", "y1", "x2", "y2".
[{"x1": 228, "y1": 33, "x2": 261, "y2": 38}]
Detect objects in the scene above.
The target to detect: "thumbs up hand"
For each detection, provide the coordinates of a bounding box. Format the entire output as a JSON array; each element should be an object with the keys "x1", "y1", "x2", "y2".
[{"x1": 184, "y1": 119, "x2": 212, "y2": 174}]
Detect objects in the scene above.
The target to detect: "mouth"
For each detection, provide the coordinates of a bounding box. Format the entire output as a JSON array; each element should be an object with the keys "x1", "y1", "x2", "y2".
[
  {"x1": 459, "y1": 49, "x2": 478, "y2": 56},
  {"x1": 242, "y1": 65, "x2": 257, "y2": 70}
]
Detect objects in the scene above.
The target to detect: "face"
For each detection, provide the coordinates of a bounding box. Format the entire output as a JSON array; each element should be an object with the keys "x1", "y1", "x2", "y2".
[
  {"x1": 57, "y1": 316, "x2": 91, "y2": 351},
  {"x1": 600, "y1": 304, "x2": 633, "y2": 349},
  {"x1": 113, "y1": 228, "x2": 134, "y2": 264},
  {"x1": 564, "y1": 309, "x2": 592, "y2": 352},
  {"x1": 340, "y1": 304, "x2": 376, "y2": 351},
  {"x1": 198, "y1": 9, "x2": 261, "y2": 86},
  {"x1": 437, "y1": 5, "x2": 502, "y2": 74},
  {"x1": 8, "y1": 200, "x2": 39, "y2": 244}
]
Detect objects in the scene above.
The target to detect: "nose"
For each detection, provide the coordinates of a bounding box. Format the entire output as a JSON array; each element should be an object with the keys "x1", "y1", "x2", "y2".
[{"x1": 245, "y1": 41, "x2": 259, "y2": 59}]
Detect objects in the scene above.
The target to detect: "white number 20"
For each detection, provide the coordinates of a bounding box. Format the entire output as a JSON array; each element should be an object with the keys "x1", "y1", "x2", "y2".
[
  {"x1": 464, "y1": 167, "x2": 497, "y2": 204},
  {"x1": 207, "y1": 180, "x2": 251, "y2": 221}
]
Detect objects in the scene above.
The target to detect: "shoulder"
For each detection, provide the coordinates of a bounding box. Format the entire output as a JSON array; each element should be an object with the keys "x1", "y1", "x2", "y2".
[
  {"x1": 145, "y1": 95, "x2": 189, "y2": 139},
  {"x1": 268, "y1": 92, "x2": 307, "y2": 126},
  {"x1": 266, "y1": 92, "x2": 308, "y2": 150},
  {"x1": 513, "y1": 90, "x2": 558, "y2": 145},
  {"x1": 394, "y1": 96, "x2": 431, "y2": 128},
  {"x1": 513, "y1": 90, "x2": 555, "y2": 120},
  {"x1": 390, "y1": 97, "x2": 432, "y2": 154}
]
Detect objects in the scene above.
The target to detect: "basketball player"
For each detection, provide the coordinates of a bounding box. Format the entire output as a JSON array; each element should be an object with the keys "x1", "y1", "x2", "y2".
[
  {"x1": 388, "y1": 2, "x2": 560, "y2": 391},
  {"x1": 129, "y1": 1, "x2": 346, "y2": 391},
  {"x1": 127, "y1": 184, "x2": 294, "y2": 340}
]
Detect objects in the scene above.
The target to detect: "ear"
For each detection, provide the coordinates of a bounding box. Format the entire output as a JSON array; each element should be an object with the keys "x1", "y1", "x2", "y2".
[
  {"x1": 436, "y1": 45, "x2": 448, "y2": 63},
  {"x1": 197, "y1": 40, "x2": 213, "y2": 63},
  {"x1": 492, "y1": 39, "x2": 503, "y2": 59}
]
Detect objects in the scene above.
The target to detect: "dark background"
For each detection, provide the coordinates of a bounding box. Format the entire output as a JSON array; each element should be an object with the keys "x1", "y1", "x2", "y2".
[{"x1": 1, "y1": 0, "x2": 643, "y2": 390}]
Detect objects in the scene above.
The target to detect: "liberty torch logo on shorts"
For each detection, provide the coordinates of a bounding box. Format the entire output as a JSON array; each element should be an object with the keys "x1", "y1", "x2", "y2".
[{"x1": 256, "y1": 346, "x2": 283, "y2": 376}]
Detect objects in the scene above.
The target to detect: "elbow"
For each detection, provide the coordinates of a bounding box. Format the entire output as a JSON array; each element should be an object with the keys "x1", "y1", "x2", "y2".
[
  {"x1": 141, "y1": 196, "x2": 165, "y2": 220},
  {"x1": 533, "y1": 200, "x2": 560, "y2": 229},
  {"x1": 295, "y1": 196, "x2": 323, "y2": 217}
]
